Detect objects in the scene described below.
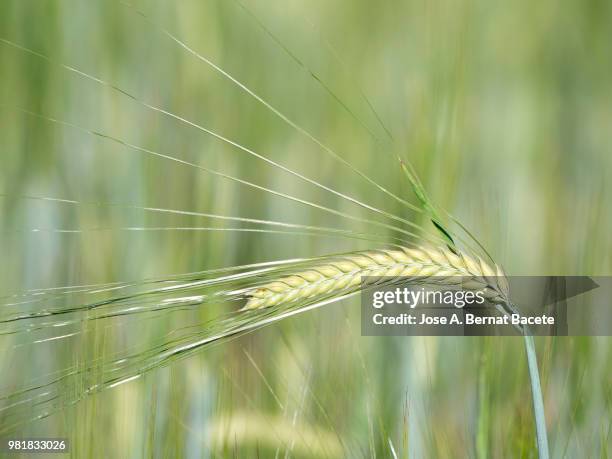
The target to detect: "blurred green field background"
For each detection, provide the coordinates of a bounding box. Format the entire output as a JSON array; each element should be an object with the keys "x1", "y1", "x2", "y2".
[{"x1": 0, "y1": 0, "x2": 611, "y2": 457}]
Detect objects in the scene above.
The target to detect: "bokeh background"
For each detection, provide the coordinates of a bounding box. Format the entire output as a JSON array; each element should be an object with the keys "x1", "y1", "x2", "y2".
[{"x1": 0, "y1": 0, "x2": 611, "y2": 457}]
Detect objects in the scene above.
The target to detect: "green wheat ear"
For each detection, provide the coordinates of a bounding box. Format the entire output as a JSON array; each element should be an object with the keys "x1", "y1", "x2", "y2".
[{"x1": 243, "y1": 245, "x2": 509, "y2": 310}]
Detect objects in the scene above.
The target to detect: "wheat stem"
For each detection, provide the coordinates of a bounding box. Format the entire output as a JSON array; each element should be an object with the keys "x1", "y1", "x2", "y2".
[{"x1": 523, "y1": 332, "x2": 550, "y2": 459}]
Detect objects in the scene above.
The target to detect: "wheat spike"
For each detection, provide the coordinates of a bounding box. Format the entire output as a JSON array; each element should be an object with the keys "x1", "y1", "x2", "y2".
[{"x1": 244, "y1": 246, "x2": 509, "y2": 309}]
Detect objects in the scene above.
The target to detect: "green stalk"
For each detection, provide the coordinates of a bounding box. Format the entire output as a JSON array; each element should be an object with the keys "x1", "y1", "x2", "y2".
[
  {"x1": 523, "y1": 331, "x2": 550, "y2": 459},
  {"x1": 475, "y1": 340, "x2": 490, "y2": 459}
]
